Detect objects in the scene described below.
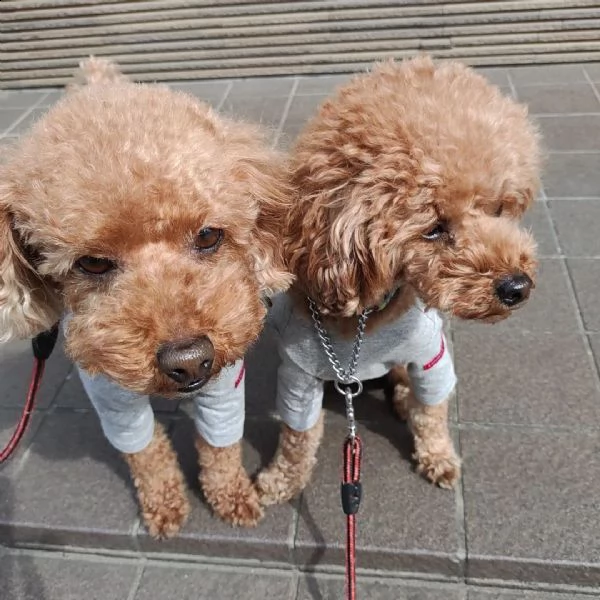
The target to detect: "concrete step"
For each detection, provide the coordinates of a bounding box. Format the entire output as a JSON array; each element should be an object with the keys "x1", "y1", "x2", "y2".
[{"x1": 3, "y1": 0, "x2": 600, "y2": 87}]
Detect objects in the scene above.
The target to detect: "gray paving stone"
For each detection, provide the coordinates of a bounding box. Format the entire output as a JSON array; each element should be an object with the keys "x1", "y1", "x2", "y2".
[
  {"x1": 296, "y1": 74, "x2": 352, "y2": 95},
  {"x1": 134, "y1": 564, "x2": 295, "y2": 599},
  {"x1": 567, "y1": 259, "x2": 600, "y2": 332},
  {"x1": 296, "y1": 574, "x2": 462, "y2": 599},
  {"x1": 513, "y1": 257, "x2": 580, "y2": 333},
  {"x1": 170, "y1": 80, "x2": 229, "y2": 107},
  {"x1": 0, "y1": 108, "x2": 28, "y2": 134},
  {"x1": 0, "y1": 90, "x2": 48, "y2": 110},
  {"x1": 468, "y1": 589, "x2": 592, "y2": 600},
  {"x1": 476, "y1": 67, "x2": 511, "y2": 87},
  {"x1": 138, "y1": 415, "x2": 295, "y2": 562},
  {"x1": 536, "y1": 116, "x2": 600, "y2": 151},
  {"x1": 509, "y1": 65, "x2": 588, "y2": 86},
  {"x1": 454, "y1": 328, "x2": 600, "y2": 427},
  {"x1": 0, "y1": 409, "x2": 44, "y2": 477},
  {"x1": 522, "y1": 201, "x2": 559, "y2": 256},
  {"x1": 549, "y1": 200, "x2": 600, "y2": 256},
  {"x1": 586, "y1": 334, "x2": 600, "y2": 377},
  {"x1": 0, "y1": 336, "x2": 72, "y2": 409},
  {"x1": 0, "y1": 408, "x2": 42, "y2": 454},
  {"x1": 221, "y1": 93, "x2": 288, "y2": 130},
  {"x1": 0, "y1": 411, "x2": 138, "y2": 550},
  {"x1": 543, "y1": 153, "x2": 600, "y2": 198},
  {"x1": 462, "y1": 427, "x2": 600, "y2": 586},
  {"x1": 278, "y1": 94, "x2": 327, "y2": 147},
  {"x1": 294, "y1": 412, "x2": 461, "y2": 575},
  {"x1": 0, "y1": 554, "x2": 138, "y2": 600},
  {"x1": 497, "y1": 87, "x2": 515, "y2": 98},
  {"x1": 454, "y1": 258, "x2": 579, "y2": 337},
  {"x1": 38, "y1": 90, "x2": 62, "y2": 107},
  {"x1": 514, "y1": 83, "x2": 600, "y2": 114},
  {"x1": 584, "y1": 62, "x2": 600, "y2": 82},
  {"x1": 5, "y1": 107, "x2": 48, "y2": 136},
  {"x1": 228, "y1": 76, "x2": 296, "y2": 98}
]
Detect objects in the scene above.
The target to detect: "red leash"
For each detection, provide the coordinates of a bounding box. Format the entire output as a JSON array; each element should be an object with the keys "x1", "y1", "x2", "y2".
[
  {"x1": 0, "y1": 325, "x2": 58, "y2": 464},
  {"x1": 307, "y1": 297, "x2": 370, "y2": 599},
  {"x1": 342, "y1": 434, "x2": 363, "y2": 600}
]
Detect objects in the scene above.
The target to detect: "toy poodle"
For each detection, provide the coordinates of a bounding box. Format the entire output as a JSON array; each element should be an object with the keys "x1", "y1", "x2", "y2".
[
  {"x1": 256, "y1": 56, "x2": 541, "y2": 505},
  {"x1": 0, "y1": 58, "x2": 292, "y2": 537}
]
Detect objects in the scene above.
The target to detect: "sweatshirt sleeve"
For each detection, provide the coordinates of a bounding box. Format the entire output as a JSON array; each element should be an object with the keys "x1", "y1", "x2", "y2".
[{"x1": 406, "y1": 327, "x2": 457, "y2": 406}]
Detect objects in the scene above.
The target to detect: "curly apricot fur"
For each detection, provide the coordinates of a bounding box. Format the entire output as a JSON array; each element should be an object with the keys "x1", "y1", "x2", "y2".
[
  {"x1": 124, "y1": 421, "x2": 189, "y2": 538},
  {"x1": 0, "y1": 58, "x2": 292, "y2": 535},
  {"x1": 196, "y1": 435, "x2": 263, "y2": 527},
  {"x1": 259, "y1": 56, "x2": 541, "y2": 504}
]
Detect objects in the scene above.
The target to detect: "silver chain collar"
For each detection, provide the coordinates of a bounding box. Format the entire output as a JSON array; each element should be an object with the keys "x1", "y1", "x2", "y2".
[{"x1": 308, "y1": 297, "x2": 372, "y2": 438}]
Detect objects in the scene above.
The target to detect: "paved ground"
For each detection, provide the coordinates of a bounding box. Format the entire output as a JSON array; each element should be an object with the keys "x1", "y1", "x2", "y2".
[{"x1": 1, "y1": 62, "x2": 600, "y2": 599}]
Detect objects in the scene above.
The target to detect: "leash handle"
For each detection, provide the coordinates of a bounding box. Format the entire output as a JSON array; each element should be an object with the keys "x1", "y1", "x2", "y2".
[{"x1": 342, "y1": 435, "x2": 362, "y2": 600}]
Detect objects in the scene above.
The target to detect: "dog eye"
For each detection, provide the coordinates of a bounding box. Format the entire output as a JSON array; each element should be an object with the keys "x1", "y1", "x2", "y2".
[
  {"x1": 495, "y1": 205, "x2": 504, "y2": 217},
  {"x1": 76, "y1": 256, "x2": 116, "y2": 275},
  {"x1": 422, "y1": 223, "x2": 448, "y2": 241},
  {"x1": 195, "y1": 227, "x2": 223, "y2": 253}
]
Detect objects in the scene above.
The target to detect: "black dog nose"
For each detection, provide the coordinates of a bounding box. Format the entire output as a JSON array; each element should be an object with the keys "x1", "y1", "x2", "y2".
[
  {"x1": 495, "y1": 274, "x2": 533, "y2": 307},
  {"x1": 156, "y1": 336, "x2": 214, "y2": 389}
]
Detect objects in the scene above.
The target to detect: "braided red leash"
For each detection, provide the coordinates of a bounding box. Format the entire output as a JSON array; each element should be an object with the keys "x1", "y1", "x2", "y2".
[
  {"x1": 0, "y1": 358, "x2": 44, "y2": 463},
  {"x1": 306, "y1": 297, "x2": 370, "y2": 599},
  {"x1": 0, "y1": 325, "x2": 58, "y2": 464},
  {"x1": 342, "y1": 434, "x2": 363, "y2": 600}
]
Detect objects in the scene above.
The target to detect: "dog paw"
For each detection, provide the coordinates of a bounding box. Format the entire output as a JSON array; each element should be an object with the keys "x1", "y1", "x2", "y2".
[
  {"x1": 414, "y1": 450, "x2": 461, "y2": 489},
  {"x1": 140, "y1": 481, "x2": 190, "y2": 539},
  {"x1": 255, "y1": 467, "x2": 299, "y2": 506},
  {"x1": 204, "y1": 475, "x2": 264, "y2": 527}
]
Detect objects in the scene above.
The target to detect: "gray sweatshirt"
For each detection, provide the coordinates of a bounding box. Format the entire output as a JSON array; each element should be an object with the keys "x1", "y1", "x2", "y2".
[
  {"x1": 76, "y1": 360, "x2": 246, "y2": 453},
  {"x1": 267, "y1": 293, "x2": 456, "y2": 433},
  {"x1": 69, "y1": 290, "x2": 455, "y2": 454}
]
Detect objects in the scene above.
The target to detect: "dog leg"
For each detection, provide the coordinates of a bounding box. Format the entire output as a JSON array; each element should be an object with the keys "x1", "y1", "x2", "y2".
[
  {"x1": 124, "y1": 421, "x2": 190, "y2": 539},
  {"x1": 388, "y1": 367, "x2": 460, "y2": 488},
  {"x1": 196, "y1": 435, "x2": 263, "y2": 527},
  {"x1": 408, "y1": 396, "x2": 460, "y2": 489},
  {"x1": 387, "y1": 364, "x2": 411, "y2": 421},
  {"x1": 256, "y1": 411, "x2": 324, "y2": 506}
]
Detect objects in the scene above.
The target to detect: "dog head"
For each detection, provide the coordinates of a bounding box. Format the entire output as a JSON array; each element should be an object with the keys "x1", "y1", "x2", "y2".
[
  {"x1": 0, "y1": 79, "x2": 292, "y2": 395},
  {"x1": 287, "y1": 56, "x2": 541, "y2": 322}
]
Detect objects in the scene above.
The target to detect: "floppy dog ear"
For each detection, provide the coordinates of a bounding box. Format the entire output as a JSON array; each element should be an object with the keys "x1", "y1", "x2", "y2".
[
  {"x1": 227, "y1": 127, "x2": 294, "y2": 296},
  {"x1": 250, "y1": 172, "x2": 295, "y2": 296},
  {"x1": 247, "y1": 155, "x2": 295, "y2": 295},
  {"x1": 0, "y1": 206, "x2": 62, "y2": 342},
  {"x1": 285, "y1": 181, "x2": 383, "y2": 317}
]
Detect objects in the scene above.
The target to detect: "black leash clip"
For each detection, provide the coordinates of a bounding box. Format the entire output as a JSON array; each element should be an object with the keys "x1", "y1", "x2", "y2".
[
  {"x1": 32, "y1": 323, "x2": 59, "y2": 360},
  {"x1": 342, "y1": 435, "x2": 363, "y2": 516},
  {"x1": 341, "y1": 481, "x2": 362, "y2": 515}
]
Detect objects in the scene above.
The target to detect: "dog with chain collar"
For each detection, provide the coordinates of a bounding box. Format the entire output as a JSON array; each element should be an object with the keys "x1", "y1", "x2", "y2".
[{"x1": 255, "y1": 55, "x2": 541, "y2": 505}]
